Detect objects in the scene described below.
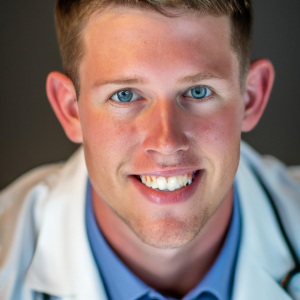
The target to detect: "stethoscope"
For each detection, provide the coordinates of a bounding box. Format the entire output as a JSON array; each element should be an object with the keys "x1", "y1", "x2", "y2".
[{"x1": 250, "y1": 165, "x2": 300, "y2": 291}]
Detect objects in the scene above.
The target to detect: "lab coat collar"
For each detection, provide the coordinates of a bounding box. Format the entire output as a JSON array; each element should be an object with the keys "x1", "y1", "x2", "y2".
[
  {"x1": 24, "y1": 143, "x2": 298, "y2": 299},
  {"x1": 233, "y1": 142, "x2": 294, "y2": 300},
  {"x1": 24, "y1": 147, "x2": 108, "y2": 300}
]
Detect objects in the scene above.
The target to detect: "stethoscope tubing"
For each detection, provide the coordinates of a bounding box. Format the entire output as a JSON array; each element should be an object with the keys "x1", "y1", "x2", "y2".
[{"x1": 250, "y1": 165, "x2": 300, "y2": 290}]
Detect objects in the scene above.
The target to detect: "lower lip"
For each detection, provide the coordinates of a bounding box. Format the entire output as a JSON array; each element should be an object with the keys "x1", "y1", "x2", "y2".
[{"x1": 130, "y1": 171, "x2": 202, "y2": 205}]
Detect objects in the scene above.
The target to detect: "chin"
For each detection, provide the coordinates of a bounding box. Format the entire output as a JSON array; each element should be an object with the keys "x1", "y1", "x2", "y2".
[{"x1": 128, "y1": 214, "x2": 206, "y2": 249}]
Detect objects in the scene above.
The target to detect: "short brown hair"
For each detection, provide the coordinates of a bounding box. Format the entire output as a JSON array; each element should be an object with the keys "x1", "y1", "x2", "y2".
[{"x1": 55, "y1": 0, "x2": 253, "y2": 97}]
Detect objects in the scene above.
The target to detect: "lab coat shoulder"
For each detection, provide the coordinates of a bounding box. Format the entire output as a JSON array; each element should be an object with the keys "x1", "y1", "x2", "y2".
[
  {"x1": 287, "y1": 165, "x2": 300, "y2": 184},
  {"x1": 233, "y1": 142, "x2": 300, "y2": 300},
  {"x1": 0, "y1": 147, "x2": 107, "y2": 300},
  {"x1": 0, "y1": 161, "x2": 64, "y2": 300}
]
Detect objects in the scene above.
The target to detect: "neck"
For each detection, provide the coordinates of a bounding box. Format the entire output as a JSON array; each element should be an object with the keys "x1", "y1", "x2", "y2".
[{"x1": 92, "y1": 186, "x2": 234, "y2": 298}]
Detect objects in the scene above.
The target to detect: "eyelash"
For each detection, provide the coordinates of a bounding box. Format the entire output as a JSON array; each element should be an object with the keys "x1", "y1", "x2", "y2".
[
  {"x1": 181, "y1": 86, "x2": 214, "y2": 102},
  {"x1": 109, "y1": 86, "x2": 214, "y2": 104}
]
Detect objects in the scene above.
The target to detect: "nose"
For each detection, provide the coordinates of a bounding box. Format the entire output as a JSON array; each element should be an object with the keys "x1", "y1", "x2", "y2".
[{"x1": 142, "y1": 98, "x2": 190, "y2": 158}]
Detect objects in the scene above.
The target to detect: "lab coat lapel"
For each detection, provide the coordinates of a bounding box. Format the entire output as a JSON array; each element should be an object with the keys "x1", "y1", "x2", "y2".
[
  {"x1": 233, "y1": 154, "x2": 294, "y2": 300},
  {"x1": 233, "y1": 249, "x2": 292, "y2": 300},
  {"x1": 24, "y1": 148, "x2": 108, "y2": 300}
]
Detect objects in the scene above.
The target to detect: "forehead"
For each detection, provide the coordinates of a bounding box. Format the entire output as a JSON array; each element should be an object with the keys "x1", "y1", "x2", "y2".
[{"x1": 80, "y1": 7, "x2": 238, "y2": 87}]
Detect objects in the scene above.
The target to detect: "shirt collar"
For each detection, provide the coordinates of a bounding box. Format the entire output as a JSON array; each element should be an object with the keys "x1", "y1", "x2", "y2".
[{"x1": 86, "y1": 180, "x2": 241, "y2": 300}]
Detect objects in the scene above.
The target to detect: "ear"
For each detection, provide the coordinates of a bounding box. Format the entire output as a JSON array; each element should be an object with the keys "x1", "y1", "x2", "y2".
[
  {"x1": 242, "y1": 59, "x2": 275, "y2": 132},
  {"x1": 46, "y1": 72, "x2": 83, "y2": 143}
]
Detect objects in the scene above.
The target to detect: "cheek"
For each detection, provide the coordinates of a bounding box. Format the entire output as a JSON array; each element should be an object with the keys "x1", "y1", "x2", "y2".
[
  {"x1": 189, "y1": 102, "x2": 243, "y2": 170},
  {"x1": 79, "y1": 105, "x2": 140, "y2": 179}
]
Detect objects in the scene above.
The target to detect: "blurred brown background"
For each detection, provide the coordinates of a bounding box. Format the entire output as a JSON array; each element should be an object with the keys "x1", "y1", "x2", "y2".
[{"x1": 1, "y1": 0, "x2": 300, "y2": 190}]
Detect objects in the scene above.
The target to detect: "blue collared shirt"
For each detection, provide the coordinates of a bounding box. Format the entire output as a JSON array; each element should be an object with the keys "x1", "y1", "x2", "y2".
[{"x1": 86, "y1": 180, "x2": 241, "y2": 300}]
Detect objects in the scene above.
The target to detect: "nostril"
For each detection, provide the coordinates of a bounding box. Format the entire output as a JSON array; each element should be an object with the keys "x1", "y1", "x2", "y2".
[{"x1": 142, "y1": 129, "x2": 190, "y2": 156}]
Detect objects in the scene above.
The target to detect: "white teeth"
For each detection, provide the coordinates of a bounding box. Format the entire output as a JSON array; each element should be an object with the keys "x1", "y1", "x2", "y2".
[
  {"x1": 139, "y1": 172, "x2": 196, "y2": 192},
  {"x1": 151, "y1": 176, "x2": 158, "y2": 189},
  {"x1": 157, "y1": 177, "x2": 167, "y2": 190},
  {"x1": 141, "y1": 176, "x2": 146, "y2": 184},
  {"x1": 167, "y1": 176, "x2": 180, "y2": 191},
  {"x1": 183, "y1": 174, "x2": 188, "y2": 186},
  {"x1": 178, "y1": 175, "x2": 183, "y2": 186}
]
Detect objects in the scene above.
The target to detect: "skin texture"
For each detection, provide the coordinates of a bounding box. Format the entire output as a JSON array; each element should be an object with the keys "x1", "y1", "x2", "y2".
[{"x1": 46, "y1": 7, "x2": 274, "y2": 298}]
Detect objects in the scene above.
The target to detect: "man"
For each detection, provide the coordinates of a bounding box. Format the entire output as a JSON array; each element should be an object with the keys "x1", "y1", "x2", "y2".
[{"x1": 0, "y1": 0, "x2": 300, "y2": 299}]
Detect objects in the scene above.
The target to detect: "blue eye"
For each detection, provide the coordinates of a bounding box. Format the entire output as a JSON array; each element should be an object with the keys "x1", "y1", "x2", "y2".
[
  {"x1": 111, "y1": 90, "x2": 141, "y2": 102},
  {"x1": 186, "y1": 87, "x2": 212, "y2": 99}
]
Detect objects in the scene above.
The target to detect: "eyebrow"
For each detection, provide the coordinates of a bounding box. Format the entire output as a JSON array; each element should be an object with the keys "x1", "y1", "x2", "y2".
[
  {"x1": 177, "y1": 72, "x2": 222, "y2": 84},
  {"x1": 93, "y1": 72, "x2": 222, "y2": 88},
  {"x1": 93, "y1": 77, "x2": 147, "y2": 88}
]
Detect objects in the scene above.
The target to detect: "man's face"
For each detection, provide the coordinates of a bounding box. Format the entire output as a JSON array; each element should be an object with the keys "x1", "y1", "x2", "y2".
[{"x1": 78, "y1": 8, "x2": 244, "y2": 248}]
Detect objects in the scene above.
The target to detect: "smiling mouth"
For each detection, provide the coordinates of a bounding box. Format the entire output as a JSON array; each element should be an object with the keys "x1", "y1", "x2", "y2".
[{"x1": 135, "y1": 171, "x2": 198, "y2": 192}]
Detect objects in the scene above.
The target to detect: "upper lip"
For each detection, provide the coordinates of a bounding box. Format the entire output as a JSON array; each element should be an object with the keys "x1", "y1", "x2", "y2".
[{"x1": 131, "y1": 168, "x2": 199, "y2": 177}]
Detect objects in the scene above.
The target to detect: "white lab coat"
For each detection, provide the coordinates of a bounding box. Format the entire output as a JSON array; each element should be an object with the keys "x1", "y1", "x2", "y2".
[{"x1": 0, "y1": 141, "x2": 300, "y2": 300}]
